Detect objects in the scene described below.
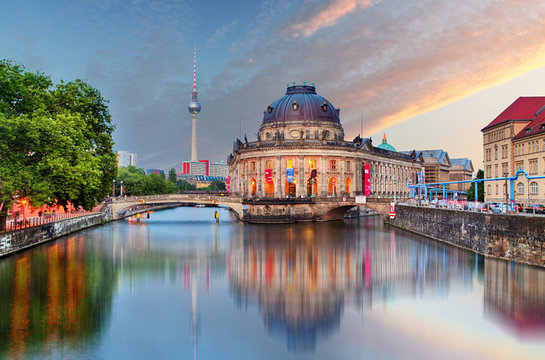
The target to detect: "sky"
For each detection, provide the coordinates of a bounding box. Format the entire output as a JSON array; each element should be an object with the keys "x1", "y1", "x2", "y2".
[{"x1": 2, "y1": 0, "x2": 545, "y2": 172}]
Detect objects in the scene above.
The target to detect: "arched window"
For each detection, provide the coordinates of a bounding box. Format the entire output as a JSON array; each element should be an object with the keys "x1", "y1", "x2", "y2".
[
  {"x1": 531, "y1": 181, "x2": 538, "y2": 195},
  {"x1": 345, "y1": 177, "x2": 351, "y2": 195},
  {"x1": 250, "y1": 178, "x2": 257, "y2": 196},
  {"x1": 518, "y1": 182, "x2": 524, "y2": 195},
  {"x1": 328, "y1": 177, "x2": 338, "y2": 197}
]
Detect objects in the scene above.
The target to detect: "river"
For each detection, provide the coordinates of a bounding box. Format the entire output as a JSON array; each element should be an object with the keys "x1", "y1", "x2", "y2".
[{"x1": 1, "y1": 206, "x2": 544, "y2": 359}]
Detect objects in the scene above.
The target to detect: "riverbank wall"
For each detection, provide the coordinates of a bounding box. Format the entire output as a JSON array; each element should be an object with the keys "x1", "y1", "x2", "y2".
[
  {"x1": 390, "y1": 205, "x2": 545, "y2": 267},
  {"x1": 0, "y1": 210, "x2": 111, "y2": 258}
]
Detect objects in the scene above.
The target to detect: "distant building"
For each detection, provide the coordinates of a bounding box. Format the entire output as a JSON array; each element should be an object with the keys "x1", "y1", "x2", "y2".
[
  {"x1": 481, "y1": 97, "x2": 545, "y2": 204},
  {"x1": 209, "y1": 161, "x2": 228, "y2": 178},
  {"x1": 182, "y1": 160, "x2": 208, "y2": 176},
  {"x1": 117, "y1": 150, "x2": 137, "y2": 167},
  {"x1": 449, "y1": 158, "x2": 474, "y2": 192},
  {"x1": 400, "y1": 150, "x2": 474, "y2": 199},
  {"x1": 146, "y1": 169, "x2": 163, "y2": 176}
]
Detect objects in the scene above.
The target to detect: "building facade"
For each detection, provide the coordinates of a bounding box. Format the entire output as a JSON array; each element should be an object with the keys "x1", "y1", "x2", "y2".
[
  {"x1": 482, "y1": 97, "x2": 545, "y2": 204},
  {"x1": 227, "y1": 84, "x2": 423, "y2": 198},
  {"x1": 117, "y1": 150, "x2": 137, "y2": 168}
]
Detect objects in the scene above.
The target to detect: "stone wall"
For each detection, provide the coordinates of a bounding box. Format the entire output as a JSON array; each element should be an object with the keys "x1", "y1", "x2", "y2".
[
  {"x1": 390, "y1": 205, "x2": 545, "y2": 267},
  {"x1": 0, "y1": 211, "x2": 110, "y2": 258}
]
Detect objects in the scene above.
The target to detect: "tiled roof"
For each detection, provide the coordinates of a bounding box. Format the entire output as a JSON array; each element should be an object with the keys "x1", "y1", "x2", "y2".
[
  {"x1": 481, "y1": 97, "x2": 545, "y2": 131},
  {"x1": 450, "y1": 158, "x2": 473, "y2": 171},
  {"x1": 513, "y1": 109, "x2": 545, "y2": 140}
]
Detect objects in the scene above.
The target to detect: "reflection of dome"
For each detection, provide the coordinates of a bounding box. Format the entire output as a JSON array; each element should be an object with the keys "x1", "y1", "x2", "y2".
[
  {"x1": 376, "y1": 133, "x2": 396, "y2": 152},
  {"x1": 262, "y1": 85, "x2": 340, "y2": 125},
  {"x1": 188, "y1": 100, "x2": 201, "y2": 114}
]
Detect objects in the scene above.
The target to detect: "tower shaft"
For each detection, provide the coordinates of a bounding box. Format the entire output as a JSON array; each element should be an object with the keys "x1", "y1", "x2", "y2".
[{"x1": 191, "y1": 113, "x2": 198, "y2": 161}]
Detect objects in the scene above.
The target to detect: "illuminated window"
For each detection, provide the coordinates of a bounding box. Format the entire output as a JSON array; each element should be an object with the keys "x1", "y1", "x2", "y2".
[
  {"x1": 308, "y1": 159, "x2": 316, "y2": 169},
  {"x1": 265, "y1": 160, "x2": 273, "y2": 169},
  {"x1": 286, "y1": 159, "x2": 295, "y2": 169},
  {"x1": 329, "y1": 160, "x2": 337, "y2": 170},
  {"x1": 292, "y1": 100, "x2": 298, "y2": 111}
]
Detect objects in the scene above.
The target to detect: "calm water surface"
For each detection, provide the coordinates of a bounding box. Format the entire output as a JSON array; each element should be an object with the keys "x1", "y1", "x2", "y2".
[{"x1": 1, "y1": 207, "x2": 545, "y2": 359}]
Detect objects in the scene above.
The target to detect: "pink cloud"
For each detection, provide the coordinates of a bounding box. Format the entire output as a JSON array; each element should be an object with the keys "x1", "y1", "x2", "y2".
[{"x1": 290, "y1": 0, "x2": 373, "y2": 38}]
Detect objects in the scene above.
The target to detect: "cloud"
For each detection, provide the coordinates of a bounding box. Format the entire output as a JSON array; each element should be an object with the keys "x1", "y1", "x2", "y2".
[
  {"x1": 207, "y1": 21, "x2": 238, "y2": 44},
  {"x1": 204, "y1": 0, "x2": 545, "y2": 156},
  {"x1": 289, "y1": 0, "x2": 374, "y2": 38}
]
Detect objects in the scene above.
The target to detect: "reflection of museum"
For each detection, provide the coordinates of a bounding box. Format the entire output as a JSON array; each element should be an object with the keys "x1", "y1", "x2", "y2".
[
  {"x1": 227, "y1": 223, "x2": 477, "y2": 351},
  {"x1": 228, "y1": 84, "x2": 423, "y2": 198}
]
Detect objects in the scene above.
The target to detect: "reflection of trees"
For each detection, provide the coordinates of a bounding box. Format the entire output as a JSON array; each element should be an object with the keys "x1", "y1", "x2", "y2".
[
  {"x1": 0, "y1": 236, "x2": 118, "y2": 358},
  {"x1": 228, "y1": 219, "x2": 481, "y2": 352},
  {"x1": 484, "y1": 258, "x2": 545, "y2": 338}
]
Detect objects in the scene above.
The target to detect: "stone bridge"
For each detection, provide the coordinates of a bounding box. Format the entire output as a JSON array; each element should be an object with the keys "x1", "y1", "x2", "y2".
[{"x1": 111, "y1": 194, "x2": 395, "y2": 223}]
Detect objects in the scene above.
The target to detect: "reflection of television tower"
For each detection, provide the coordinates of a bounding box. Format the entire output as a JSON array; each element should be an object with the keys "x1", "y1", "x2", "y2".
[{"x1": 188, "y1": 45, "x2": 202, "y2": 162}]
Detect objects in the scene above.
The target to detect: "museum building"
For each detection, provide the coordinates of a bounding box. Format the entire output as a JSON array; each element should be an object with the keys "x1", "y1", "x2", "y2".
[{"x1": 227, "y1": 84, "x2": 424, "y2": 199}]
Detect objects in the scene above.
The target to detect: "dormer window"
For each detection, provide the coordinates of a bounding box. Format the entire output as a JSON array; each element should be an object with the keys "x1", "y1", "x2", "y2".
[
  {"x1": 526, "y1": 129, "x2": 531, "y2": 133},
  {"x1": 321, "y1": 101, "x2": 327, "y2": 112},
  {"x1": 292, "y1": 100, "x2": 298, "y2": 111},
  {"x1": 267, "y1": 105, "x2": 273, "y2": 114}
]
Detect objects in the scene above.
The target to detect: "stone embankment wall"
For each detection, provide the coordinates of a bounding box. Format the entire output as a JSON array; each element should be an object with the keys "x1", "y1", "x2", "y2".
[
  {"x1": 0, "y1": 210, "x2": 111, "y2": 258},
  {"x1": 391, "y1": 205, "x2": 545, "y2": 267}
]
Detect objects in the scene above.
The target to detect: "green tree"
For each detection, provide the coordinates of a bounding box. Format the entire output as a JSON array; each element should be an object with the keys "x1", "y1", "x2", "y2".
[
  {"x1": 115, "y1": 166, "x2": 178, "y2": 196},
  {"x1": 177, "y1": 180, "x2": 196, "y2": 192},
  {"x1": 168, "y1": 168, "x2": 177, "y2": 183},
  {"x1": 466, "y1": 169, "x2": 484, "y2": 202},
  {"x1": 0, "y1": 60, "x2": 116, "y2": 229}
]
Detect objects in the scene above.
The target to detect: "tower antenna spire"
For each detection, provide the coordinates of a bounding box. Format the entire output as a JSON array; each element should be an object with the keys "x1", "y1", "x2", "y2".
[{"x1": 193, "y1": 45, "x2": 197, "y2": 92}]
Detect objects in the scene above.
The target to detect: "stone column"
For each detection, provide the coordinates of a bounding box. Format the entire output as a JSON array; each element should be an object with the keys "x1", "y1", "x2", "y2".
[
  {"x1": 275, "y1": 155, "x2": 282, "y2": 197},
  {"x1": 340, "y1": 157, "x2": 345, "y2": 196},
  {"x1": 297, "y1": 155, "x2": 305, "y2": 197},
  {"x1": 257, "y1": 157, "x2": 263, "y2": 197},
  {"x1": 321, "y1": 155, "x2": 328, "y2": 197}
]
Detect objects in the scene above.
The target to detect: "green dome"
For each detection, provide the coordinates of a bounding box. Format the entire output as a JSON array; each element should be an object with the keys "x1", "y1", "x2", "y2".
[{"x1": 376, "y1": 134, "x2": 396, "y2": 152}]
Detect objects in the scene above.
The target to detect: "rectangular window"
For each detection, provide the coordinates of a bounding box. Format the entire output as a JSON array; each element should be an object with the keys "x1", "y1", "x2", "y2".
[
  {"x1": 265, "y1": 160, "x2": 273, "y2": 169},
  {"x1": 530, "y1": 159, "x2": 538, "y2": 174},
  {"x1": 502, "y1": 163, "x2": 508, "y2": 176},
  {"x1": 330, "y1": 160, "x2": 337, "y2": 170},
  {"x1": 515, "y1": 161, "x2": 524, "y2": 171},
  {"x1": 346, "y1": 160, "x2": 351, "y2": 169},
  {"x1": 486, "y1": 165, "x2": 491, "y2": 178},
  {"x1": 495, "y1": 164, "x2": 498, "y2": 178},
  {"x1": 308, "y1": 159, "x2": 316, "y2": 169},
  {"x1": 250, "y1": 161, "x2": 256, "y2": 171},
  {"x1": 286, "y1": 159, "x2": 295, "y2": 169}
]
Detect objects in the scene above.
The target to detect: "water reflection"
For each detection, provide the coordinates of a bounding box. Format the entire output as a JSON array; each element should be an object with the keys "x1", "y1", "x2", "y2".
[
  {"x1": 228, "y1": 218, "x2": 484, "y2": 352},
  {"x1": 0, "y1": 209, "x2": 544, "y2": 358},
  {"x1": 0, "y1": 235, "x2": 117, "y2": 359},
  {"x1": 484, "y1": 258, "x2": 545, "y2": 339}
]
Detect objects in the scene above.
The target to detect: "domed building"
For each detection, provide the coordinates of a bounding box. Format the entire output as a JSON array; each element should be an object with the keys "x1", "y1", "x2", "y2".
[
  {"x1": 228, "y1": 84, "x2": 423, "y2": 199},
  {"x1": 376, "y1": 133, "x2": 397, "y2": 152}
]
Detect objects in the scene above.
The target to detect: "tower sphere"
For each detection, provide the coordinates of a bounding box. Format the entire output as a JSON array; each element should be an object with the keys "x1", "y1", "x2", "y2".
[{"x1": 188, "y1": 100, "x2": 201, "y2": 114}]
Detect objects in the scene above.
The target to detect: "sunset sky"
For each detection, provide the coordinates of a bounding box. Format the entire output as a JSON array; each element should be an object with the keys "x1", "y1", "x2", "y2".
[{"x1": 2, "y1": 0, "x2": 545, "y2": 171}]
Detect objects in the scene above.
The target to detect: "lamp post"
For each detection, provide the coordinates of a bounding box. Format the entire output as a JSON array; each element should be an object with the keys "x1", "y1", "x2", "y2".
[
  {"x1": 120, "y1": 180, "x2": 124, "y2": 197},
  {"x1": 504, "y1": 172, "x2": 509, "y2": 213},
  {"x1": 21, "y1": 199, "x2": 27, "y2": 227},
  {"x1": 112, "y1": 179, "x2": 116, "y2": 197}
]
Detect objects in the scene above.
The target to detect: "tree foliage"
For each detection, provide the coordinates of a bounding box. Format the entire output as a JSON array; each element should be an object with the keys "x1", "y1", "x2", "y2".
[
  {"x1": 466, "y1": 169, "x2": 484, "y2": 202},
  {"x1": 115, "y1": 166, "x2": 178, "y2": 196},
  {"x1": 168, "y1": 168, "x2": 177, "y2": 183},
  {"x1": 0, "y1": 59, "x2": 117, "y2": 221}
]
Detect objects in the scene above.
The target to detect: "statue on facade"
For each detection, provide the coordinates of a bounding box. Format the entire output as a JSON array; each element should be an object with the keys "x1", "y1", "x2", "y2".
[
  {"x1": 244, "y1": 134, "x2": 248, "y2": 145},
  {"x1": 299, "y1": 129, "x2": 304, "y2": 139}
]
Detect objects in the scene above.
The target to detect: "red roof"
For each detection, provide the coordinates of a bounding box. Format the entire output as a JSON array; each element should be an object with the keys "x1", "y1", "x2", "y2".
[
  {"x1": 481, "y1": 97, "x2": 545, "y2": 131},
  {"x1": 513, "y1": 107, "x2": 545, "y2": 140}
]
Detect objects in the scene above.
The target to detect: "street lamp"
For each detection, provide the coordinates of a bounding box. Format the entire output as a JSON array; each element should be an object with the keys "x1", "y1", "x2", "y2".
[
  {"x1": 112, "y1": 179, "x2": 116, "y2": 197},
  {"x1": 504, "y1": 172, "x2": 509, "y2": 213},
  {"x1": 120, "y1": 180, "x2": 124, "y2": 196}
]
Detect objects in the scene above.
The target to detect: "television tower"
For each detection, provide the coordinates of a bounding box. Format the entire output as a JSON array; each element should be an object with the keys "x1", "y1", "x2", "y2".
[{"x1": 188, "y1": 45, "x2": 201, "y2": 162}]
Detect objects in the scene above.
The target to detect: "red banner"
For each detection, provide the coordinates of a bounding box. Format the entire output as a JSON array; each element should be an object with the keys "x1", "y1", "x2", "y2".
[
  {"x1": 364, "y1": 163, "x2": 371, "y2": 196},
  {"x1": 265, "y1": 169, "x2": 273, "y2": 184}
]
